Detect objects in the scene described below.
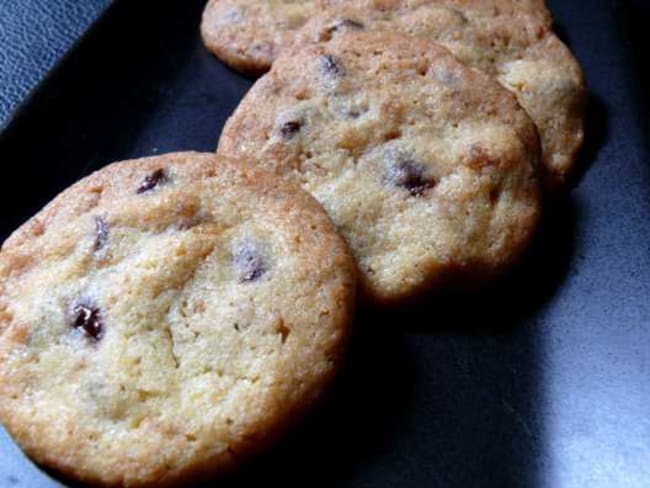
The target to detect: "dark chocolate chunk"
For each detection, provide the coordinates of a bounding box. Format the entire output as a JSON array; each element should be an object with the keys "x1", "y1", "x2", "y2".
[
  {"x1": 280, "y1": 120, "x2": 302, "y2": 139},
  {"x1": 320, "y1": 54, "x2": 344, "y2": 77},
  {"x1": 327, "y1": 18, "x2": 364, "y2": 35},
  {"x1": 94, "y1": 217, "x2": 109, "y2": 251},
  {"x1": 385, "y1": 154, "x2": 436, "y2": 197},
  {"x1": 136, "y1": 168, "x2": 167, "y2": 194},
  {"x1": 489, "y1": 188, "x2": 500, "y2": 205},
  {"x1": 70, "y1": 303, "x2": 103, "y2": 341},
  {"x1": 234, "y1": 243, "x2": 267, "y2": 282}
]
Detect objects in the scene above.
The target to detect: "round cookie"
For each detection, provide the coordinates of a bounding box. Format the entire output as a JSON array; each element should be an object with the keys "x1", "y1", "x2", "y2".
[
  {"x1": 200, "y1": 0, "x2": 552, "y2": 76},
  {"x1": 201, "y1": 0, "x2": 320, "y2": 76},
  {"x1": 295, "y1": 2, "x2": 585, "y2": 189},
  {"x1": 218, "y1": 32, "x2": 541, "y2": 303},
  {"x1": 0, "y1": 152, "x2": 356, "y2": 486}
]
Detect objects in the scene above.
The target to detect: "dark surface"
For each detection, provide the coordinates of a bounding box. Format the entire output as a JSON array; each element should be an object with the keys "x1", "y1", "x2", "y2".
[
  {"x1": 0, "y1": 0, "x2": 649, "y2": 487},
  {"x1": 0, "y1": 0, "x2": 111, "y2": 129}
]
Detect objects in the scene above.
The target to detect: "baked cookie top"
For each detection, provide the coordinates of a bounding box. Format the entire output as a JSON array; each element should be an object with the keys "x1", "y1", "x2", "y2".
[
  {"x1": 295, "y1": 2, "x2": 585, "y2": 188},
  {"x1": 200, "y1": 0, "x2": 552, "y2": 76},
  {"x1": 0, "y1": 152, "x2": 356, "y2": 486},
  {"x1": 218, "y1": 33, "x2": 541, "y2": 303}
]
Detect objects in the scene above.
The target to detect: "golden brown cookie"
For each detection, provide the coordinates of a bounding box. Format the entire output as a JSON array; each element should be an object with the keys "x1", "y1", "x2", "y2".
[
  {"x1": 200, "y1": 0, "x2": 552, "y2": 76},
  {"x1": 0, "y1": 152, "x2": 356, "y2": 486},
  {"x1": 295, "y1": 2, "x2": 585, "y2": 188},
  {"x1": 218, "y1": 33, "x2": 542, "y2": 303}
]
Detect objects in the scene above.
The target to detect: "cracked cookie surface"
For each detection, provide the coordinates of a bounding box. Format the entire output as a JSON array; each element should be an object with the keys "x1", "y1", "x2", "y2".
[
  {"x1": 0, "y1": 152, "x2": 356, "y2": 487},
  {"x1": 200, "y1": 0, "x2": 552, "y2": 76},
  {"x1": 218, "y1": 33, "x2": 541, "y2": 303}
]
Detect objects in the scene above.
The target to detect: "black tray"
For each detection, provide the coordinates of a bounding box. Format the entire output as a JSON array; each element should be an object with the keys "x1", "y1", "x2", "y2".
[{"x1": 1, "y1": 1, "x2": 649, "y2": 486}]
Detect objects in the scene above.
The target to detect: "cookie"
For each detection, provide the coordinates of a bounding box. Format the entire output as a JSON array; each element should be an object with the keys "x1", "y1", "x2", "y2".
[
  {"x1": 295, "y1": 2, "x2": 585, "y2": 188},
  {"x1": 200, "y1": 0, "x2": 552, "y2": 76},
  {"x1": 0, "y1": 152, "x2": 356, "y2": 486},
  {"x1": 218, "y1": 33, "x2": 541, "y2": 303}
]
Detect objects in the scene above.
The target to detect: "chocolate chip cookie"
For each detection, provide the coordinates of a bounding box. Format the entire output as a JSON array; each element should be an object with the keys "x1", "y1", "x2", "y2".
[
  {"x1": 0, "y1": 152, "x2": 356, "y2": 486},
  {"x1": 200, "y1": 0, "x2": 552, "y2": 76},
  {"x1": 218, "y1": 33, "x2": 541, "y2": 303},
  {"x1": 296, "y1": 2, "x2": 585, "y2": 188}
]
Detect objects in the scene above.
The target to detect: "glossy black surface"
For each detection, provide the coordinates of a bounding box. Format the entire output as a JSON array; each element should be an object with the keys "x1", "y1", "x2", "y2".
[{"x1": 0, "y1": 0, "x2": 649, "y2": 486}]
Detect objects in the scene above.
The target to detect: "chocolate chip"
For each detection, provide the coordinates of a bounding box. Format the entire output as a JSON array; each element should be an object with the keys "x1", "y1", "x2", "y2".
[
  {"x1": 450, "y1": 8, "x2": 469, "y2": 23},
  {"x1": 327, "y1": 18, "x2": 364, "y2": 35},
  {"x1": 344, "y1": 103, "x2": 368, "y2": 119},
  {"x1": 234, "y1": 243, "x2": 267, "y2": 282},
  {"x1": 320, "y1": 54, "x2": 344, "y2": 77},
  {"x1": 280, "y1": 120, "x2": 302, "y2": 139},
  {"x1": 94, "y1": 217, "x2": 109, "y2": 251},
  {"x1": 70, "y1": 303, "x2": 103, "y2": 341},
  {"x1": 385, "y1": 155, "x2": 436, "y2": 197},
  {"x1": 276, "y1": 320, "x2": 290, "y2": 343},
  {"x1": 489, "y1": 188, "x2": 500, "y2": 204},
  {"x1": 136, "y1": 169, "x2": 167, "y2": 194}
]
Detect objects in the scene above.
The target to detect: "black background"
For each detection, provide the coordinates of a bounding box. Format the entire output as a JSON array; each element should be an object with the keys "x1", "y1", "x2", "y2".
[
  {"x1": 0, "y1": 1, "x2": 649, "y2": 486},
  {"x1": 0, "y1": 0, "x2": 109, "y2": 128}
]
